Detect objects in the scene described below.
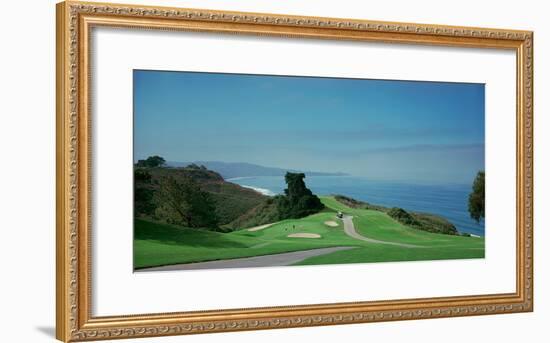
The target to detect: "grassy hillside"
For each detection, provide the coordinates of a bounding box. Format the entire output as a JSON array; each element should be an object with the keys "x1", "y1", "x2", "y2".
[
  {"x1": 134, "y1": 196, "x2": 484, "y2": 269},
  {"x1": 135, "y1": 166, "x2": 327, "y2": 231},
  {"x1": 135, "y1": 165, "x2": 268, "y2": 228},
  {"x1": 319, "y1": 196, "x2": 481, "y2": 247},
  {"x1": 134, "y1": 216, "x2": 347, "y2": 269},
  {"x1": 334, "y1": 195, "x2": 458, "y2": 235},
  {"x1": 227, "y1": 198, "x2": 280, "y2": 229}
]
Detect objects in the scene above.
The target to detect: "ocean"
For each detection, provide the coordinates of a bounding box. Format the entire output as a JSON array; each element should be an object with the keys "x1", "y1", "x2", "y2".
[{"x1": 227, "y1": 176, "x2": 485, "y2": 236}]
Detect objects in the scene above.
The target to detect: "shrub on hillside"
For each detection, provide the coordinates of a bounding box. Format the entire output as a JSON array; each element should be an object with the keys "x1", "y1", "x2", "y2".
[
  {"x1": 387, "y1": 207, "x2": 419, "y2": 226},
  {"x1": 388, "y1": 207, "x2": 458, "y2": 235},
  {"x1": 154, "y1": 176, "x2": 219, "y2": 229}
]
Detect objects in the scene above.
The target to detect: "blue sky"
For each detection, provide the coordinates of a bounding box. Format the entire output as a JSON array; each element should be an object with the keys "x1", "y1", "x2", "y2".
[{"x1": 134, "y1": 70, "x2": 484, "y2": 184}]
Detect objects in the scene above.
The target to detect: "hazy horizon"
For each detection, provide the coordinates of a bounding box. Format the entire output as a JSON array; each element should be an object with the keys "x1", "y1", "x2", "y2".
[
  {"x1": 134, "y1": 70, "x2": 485, "y2": 184},
  {"x1": 153, "y1": 159, "x2": 347, "y2": 174}
]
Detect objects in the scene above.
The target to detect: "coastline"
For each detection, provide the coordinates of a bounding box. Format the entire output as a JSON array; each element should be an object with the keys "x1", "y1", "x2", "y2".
[
  {"x1": 225, "y1": 176, "x2": 254, "y2": 181},
  {"x1": 228, "y1": 175, "x2": 485, "y2": 237},
  {"x1": 239, "y1": 184, "x2": 276, "y2": 196}
]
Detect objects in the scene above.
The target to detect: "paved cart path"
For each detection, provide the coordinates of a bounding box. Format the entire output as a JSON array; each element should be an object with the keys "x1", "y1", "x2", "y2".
[
  {"x1": 341, "y1": 215, "x2": 421, "y2": 248},
  {"x1": 138, "y1": 246, "x2": 357, "y2": 271}
]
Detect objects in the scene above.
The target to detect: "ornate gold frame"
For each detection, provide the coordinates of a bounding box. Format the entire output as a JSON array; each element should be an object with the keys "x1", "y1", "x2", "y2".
[{"x1": 56, "y1": 1, "x2": 534, "y2": 341}]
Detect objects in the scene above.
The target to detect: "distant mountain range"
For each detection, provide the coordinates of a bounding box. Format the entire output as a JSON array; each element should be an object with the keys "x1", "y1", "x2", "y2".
[{"x1": 166, "y1": 161, "x2": 347, "y2": 179}]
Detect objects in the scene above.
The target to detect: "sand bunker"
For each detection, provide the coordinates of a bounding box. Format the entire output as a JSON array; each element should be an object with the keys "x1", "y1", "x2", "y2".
[
  {"x1": 287, "y1": 233, "x2": 321, "y2": 238},
  {"x1": 247, "y1": 224, "x2": 273, "y2": 232},
  {"x1": 324, "y1": 221, "x2": 339, "y2": 227}
]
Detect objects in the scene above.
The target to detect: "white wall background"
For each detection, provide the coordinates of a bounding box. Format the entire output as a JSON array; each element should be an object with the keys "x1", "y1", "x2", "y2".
[{"x1": 0, "y1": 0, "x2": 547, "y2": 342}]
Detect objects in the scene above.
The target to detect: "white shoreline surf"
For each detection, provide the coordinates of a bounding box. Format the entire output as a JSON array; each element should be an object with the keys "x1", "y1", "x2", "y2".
[
  {"x1": 239, "y1": 184, "x2": 277, "y2": 196},
  {"x1": 226, "y1": 177, "x2": 254, "y2": 181}
]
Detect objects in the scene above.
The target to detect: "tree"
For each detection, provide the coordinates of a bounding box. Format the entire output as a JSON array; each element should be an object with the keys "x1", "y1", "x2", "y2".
[
  {"x1": 134, "y1": 169, "x2": 155, "y2": 215},
  {"x1": 154, "y1": 176, "x2": 218, "y2": 228},
  {"x1": 284, "y1": 173, "x2": 310, "y2": 199},
  {"x1": 136, "y1": 155, "x2": 166, "y2": 168},
  {"x1": 468, "y1": 171, "x2": 485, "y2": 223},
  {"x1": 135, "y1": 187, "x2": 155, "y2": 215},
  {"x1": 277, "y1": 172, "x2": 324, "y2": 219}
]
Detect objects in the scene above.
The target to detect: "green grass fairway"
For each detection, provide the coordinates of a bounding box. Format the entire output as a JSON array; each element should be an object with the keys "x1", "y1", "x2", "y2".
[
  {"x1": 134, "y1": 215, "x2": 353, "y2": 269},
  {"x1": 134, "y1": 196, "x2": 484, "y2": 269}
]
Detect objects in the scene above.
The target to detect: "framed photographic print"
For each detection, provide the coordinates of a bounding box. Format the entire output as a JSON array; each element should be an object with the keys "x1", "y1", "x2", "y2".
[{"x1": 56, "y1": 1, "x2": 533, "y2": 341}]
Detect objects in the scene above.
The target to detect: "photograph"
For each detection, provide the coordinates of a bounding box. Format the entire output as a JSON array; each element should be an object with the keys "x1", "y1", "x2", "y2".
[{"x1": 133, "y1": 70, "x2": 486, "y2": 271}]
